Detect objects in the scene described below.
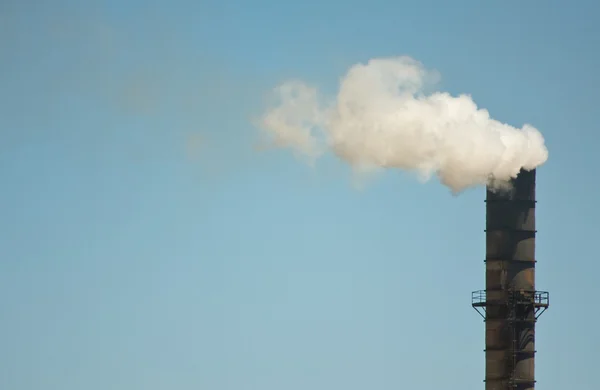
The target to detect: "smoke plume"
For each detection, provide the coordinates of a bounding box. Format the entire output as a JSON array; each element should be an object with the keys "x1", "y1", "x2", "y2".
[{"x1": 257, "y1": 56, "x2": 548, "y2": 192}]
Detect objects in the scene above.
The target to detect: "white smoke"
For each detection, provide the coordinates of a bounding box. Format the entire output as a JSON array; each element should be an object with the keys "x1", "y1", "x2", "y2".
[{"x1": 257, "y1": 56, "x2": 548, "y2": 193}]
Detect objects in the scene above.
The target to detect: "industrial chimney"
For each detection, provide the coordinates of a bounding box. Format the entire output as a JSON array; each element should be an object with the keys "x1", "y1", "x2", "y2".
[{"x1": 472, "y1": 169, "x2": 549, "y2": 390}]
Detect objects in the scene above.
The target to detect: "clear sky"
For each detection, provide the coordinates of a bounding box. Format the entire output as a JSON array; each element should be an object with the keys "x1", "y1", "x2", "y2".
[{"x1": 1, "y1": 1, "x2": 598, "y2": 389}]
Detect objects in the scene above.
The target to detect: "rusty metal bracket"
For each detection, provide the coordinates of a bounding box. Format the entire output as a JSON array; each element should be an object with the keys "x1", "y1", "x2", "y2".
[{"x1": 471, "y1": 290, "x2": 487, "y2": 320}]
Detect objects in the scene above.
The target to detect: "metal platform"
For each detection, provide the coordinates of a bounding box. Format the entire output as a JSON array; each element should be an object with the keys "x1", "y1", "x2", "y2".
[{"x1": 471, "y1": 289, "x2": 549, "y2": 320}]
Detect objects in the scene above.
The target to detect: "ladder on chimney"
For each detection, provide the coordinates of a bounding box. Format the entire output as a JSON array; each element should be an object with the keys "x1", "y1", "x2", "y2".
[{"x1": 507, "y1": 289, "x2": 518, "y2": 388}]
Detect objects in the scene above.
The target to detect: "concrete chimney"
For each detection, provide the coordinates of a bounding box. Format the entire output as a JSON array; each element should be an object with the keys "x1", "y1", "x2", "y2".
[{"x1": 472, "y1": 169, "x2": 549, "y2": 390}]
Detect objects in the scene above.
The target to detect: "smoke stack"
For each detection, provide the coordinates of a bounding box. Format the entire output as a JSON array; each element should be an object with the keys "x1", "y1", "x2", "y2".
[{"x1": 472, "y1": 168, "x2": 549, "y2": 390}]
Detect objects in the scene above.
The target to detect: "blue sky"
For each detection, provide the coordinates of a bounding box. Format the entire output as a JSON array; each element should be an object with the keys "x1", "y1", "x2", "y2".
[{"x1": 1, "y1": 1, "x2": 599, "y2": 389}]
